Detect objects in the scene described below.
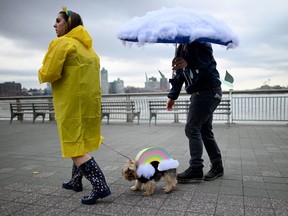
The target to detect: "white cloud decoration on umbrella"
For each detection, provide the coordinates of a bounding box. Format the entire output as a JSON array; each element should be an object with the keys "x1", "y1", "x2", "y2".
[{"x1": 116, "y1": 7, "x2": 239, "y2": 49}]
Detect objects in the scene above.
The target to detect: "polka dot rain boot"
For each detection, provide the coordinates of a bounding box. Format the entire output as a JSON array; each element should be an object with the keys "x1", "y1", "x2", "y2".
[
  {"x1": 62, "y1": 163, "x2": 83, "y2": 192},
  {"x1": 78, "y1": 158, "x2": 111, "y2": 205}
]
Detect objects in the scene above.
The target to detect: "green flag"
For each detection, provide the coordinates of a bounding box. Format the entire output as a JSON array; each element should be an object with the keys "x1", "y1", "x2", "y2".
[{"x1": 224, "y1": 70, "x2": 234, "y2": 84}]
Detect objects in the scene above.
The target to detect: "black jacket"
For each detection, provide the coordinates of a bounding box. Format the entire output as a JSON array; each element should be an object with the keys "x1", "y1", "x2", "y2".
[{"x1": 167, "y1": 42, "x2": 221, "y2": 100}]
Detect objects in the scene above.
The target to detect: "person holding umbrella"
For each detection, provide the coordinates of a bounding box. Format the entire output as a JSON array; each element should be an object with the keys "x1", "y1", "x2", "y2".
[
  {"x1": 116, "y1": 7, "x2": 239, "y2": 183},
  {"x1": 38, "y1": 7, "x2": 111, "y2": 204},
  {"x1": 166, "y1": 42, "x2": 224, "y2": 183}
]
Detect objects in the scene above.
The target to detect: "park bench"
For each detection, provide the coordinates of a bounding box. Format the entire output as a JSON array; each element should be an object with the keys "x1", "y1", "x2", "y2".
[
  {"x1": 101, "y1": 100, "x2": 140, "y2": 124},
  {"x1": 32, "y1": 102, "x2": 55, "y2": 123},
  {"x1": 148, "y1": 99, "x2": 231, "y2": 126},
  {"x1": 10, "y1": 102, "x2": 33, "y2": 124},
  {"x1": 148, "y1": 100, "x2": 189, "y2": 126},
  {"x1": 213, "y1": 99, "x2": 232, "y2": 124},
  {"x1": 10, "y1": 102, "x2": 55, "y2": 123}
]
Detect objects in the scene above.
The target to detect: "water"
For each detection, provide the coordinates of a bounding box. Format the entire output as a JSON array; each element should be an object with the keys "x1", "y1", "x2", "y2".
[{"x1": 1, "y1": 93, "x2": 287, "y2": 122}]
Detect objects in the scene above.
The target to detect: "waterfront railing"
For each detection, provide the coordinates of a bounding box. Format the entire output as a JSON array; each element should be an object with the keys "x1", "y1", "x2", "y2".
[{"x1": 0, "y1": 90, "x2": 287, "y2": 123}]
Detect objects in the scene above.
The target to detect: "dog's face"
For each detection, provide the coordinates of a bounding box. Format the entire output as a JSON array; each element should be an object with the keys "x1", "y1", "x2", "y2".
[{"x1": 122, "y1": 159, "x2": 138, "y2": 181}]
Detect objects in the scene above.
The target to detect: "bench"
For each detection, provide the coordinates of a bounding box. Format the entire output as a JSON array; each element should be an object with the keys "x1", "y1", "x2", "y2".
[
  {"x1": 101, "y1": 100, "x2": 140, "y2": 124},
  {"x1": 149, "y1": 100, "x2": 189, "y2": 126},
  {"x1": 149, "y1": 99, "x2": 231, "y2": 126},
  {"x1": 32, "y1": 102, "x2": 55, "y2": 123},
  {"x1": 10, "y1": 103, "x2": 33, "y2": 124},
  {"x1": 10, "y1": 102, "x2": 55, "y2": 123},
  {"x1": 213, "y1": 99, "x2": 231, "y2": 124}
]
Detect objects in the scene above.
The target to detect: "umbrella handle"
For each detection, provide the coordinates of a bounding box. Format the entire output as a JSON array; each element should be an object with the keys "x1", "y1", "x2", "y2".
[
  {"x1": 174, "y1": 43, "x2": 178, "y2": 57},
  {"x1": 172, "y1": 70, "x2": 176, "y2": 79},
  {"x1": 171, "y1": 43, "x2": 178, "y2": 78}
]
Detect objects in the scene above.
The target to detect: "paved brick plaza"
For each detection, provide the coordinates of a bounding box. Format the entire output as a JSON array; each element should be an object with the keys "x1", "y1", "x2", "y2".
[{"x1": 0, "y1": 120, "x2": 287, "y2": 215}]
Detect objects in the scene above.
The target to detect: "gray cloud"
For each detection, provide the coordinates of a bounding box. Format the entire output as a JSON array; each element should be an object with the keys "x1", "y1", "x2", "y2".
[
  {"x1": 0, "y1": 0, "x2": 287, "y2": 90},
  {"x1": 0, "y1": 70, "x2": 36, "y2": 76}
]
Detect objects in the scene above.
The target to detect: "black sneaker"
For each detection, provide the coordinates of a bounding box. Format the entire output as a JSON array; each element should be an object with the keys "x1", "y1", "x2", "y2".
[
  {"x1": 177, "y1": 167, "x2": 203, "y2": 183},
  {"x1": 204, "y1": 163, "x2": 224, "y2": 181}
]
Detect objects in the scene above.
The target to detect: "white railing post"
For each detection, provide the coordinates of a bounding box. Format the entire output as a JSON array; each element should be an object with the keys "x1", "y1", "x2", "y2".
[{"x1": 229, "y1": 89, "x2": 233, "y2": 124}]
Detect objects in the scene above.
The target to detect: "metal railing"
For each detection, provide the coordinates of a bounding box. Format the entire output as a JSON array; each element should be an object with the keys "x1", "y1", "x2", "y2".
[
  {"x1": 0, "y1": 90, "x2": 287, "y2": 123},
  {"x1": 232, "y1": 95, "x2": 287, "y2": 122}
]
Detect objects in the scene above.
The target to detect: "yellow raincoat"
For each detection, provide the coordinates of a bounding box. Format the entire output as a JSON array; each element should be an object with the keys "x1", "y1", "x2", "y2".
[{"x1": 38, "y1": 26, "x2": 103, "y2": 158}]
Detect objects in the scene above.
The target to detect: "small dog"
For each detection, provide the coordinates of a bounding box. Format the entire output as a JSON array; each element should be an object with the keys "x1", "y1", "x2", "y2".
[{"x1": 122, "y1": 147, "x2": 179, "y2": 196}]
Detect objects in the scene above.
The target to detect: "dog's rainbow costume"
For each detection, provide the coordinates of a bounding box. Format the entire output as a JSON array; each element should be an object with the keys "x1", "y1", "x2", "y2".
[{"x1": 135, "y1": 147, "x2": 179, "y2": 181}]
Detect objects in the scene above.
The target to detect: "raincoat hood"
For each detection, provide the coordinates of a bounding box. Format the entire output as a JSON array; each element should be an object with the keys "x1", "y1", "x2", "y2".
[{"x1": 65, "y1": 25, "x2": 92, "y2": 48}]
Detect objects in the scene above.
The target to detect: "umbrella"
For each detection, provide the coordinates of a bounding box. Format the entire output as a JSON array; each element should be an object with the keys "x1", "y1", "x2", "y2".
[{"x1": 116, "y1": 7, "x2": 239, "y2": 49}]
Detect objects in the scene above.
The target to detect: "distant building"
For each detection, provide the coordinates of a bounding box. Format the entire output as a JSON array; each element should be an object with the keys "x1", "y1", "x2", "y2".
[
  {"x1": 144, "y1": 71, "x2": 169, "y2": 92},
  {"x1": 100, "y1": 67, "x2": 109, "y2": 94},
  {"x1": 125, "y1": 86, "x2": 146, "y2": 93},
  {"x1": 0, "y1": 82, "x2": 22, "y2": 97},
  {"x1": 145, "y1": 76, "x2": 160, "y2": 91},
  {"x1": 46, "y1": 83, "x2": 52, "y2": 95},
  {"x1": 109, "y1": 78, "x2": 125, "y2": 94},
  {"x1": 158, "y1": 70, "x2": 169, "y2": 92}
]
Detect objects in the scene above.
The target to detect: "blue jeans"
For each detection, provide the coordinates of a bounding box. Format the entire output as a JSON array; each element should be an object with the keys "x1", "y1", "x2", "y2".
[{"x1": 185, "y1": 87, "x2": 222, "y2": 168}]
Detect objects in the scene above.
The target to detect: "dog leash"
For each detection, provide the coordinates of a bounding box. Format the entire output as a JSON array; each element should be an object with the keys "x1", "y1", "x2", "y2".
[{"x1": 102, "y1": 142, "x2": 131, "y2": 160}]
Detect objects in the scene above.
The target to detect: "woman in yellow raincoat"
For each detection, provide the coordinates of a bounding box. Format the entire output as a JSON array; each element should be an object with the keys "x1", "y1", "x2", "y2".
[{"x1": 38, "y1": 7, "x2": 110, "y2": 205}]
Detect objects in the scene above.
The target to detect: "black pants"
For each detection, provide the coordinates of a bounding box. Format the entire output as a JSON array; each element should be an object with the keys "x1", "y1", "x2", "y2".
[{"x1": 185, "y1": 87, "x2": 222, "y2": 168}]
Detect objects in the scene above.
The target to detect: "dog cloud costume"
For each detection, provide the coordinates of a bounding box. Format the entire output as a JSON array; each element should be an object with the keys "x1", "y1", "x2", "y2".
[{"x1": 135, "y1": 147, "x2": 179, "y2": 181}]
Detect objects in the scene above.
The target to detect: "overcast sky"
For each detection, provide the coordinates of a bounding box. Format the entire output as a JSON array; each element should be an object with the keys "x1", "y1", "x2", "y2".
[{"x1": 0, "y1": 0, "x2": 287, "y2": 91}]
